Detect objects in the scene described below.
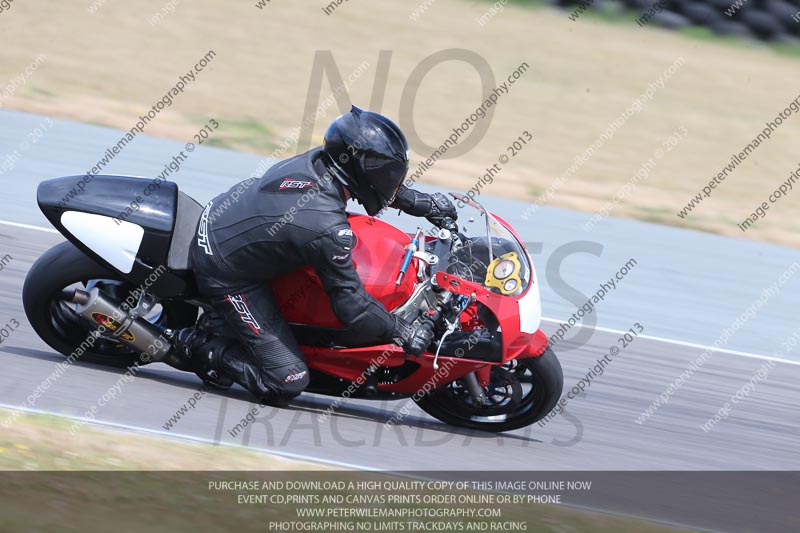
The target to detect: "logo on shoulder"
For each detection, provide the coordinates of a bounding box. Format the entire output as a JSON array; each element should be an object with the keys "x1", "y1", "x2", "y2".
[
  {"x1": 278, "y1": 178, "x2": 314, "y2": 190},
  {"x1": 332, "y1": 227, "x2": 356, "y2": 250},
  {"x1": 331, "y1": 253, "x2": 350, "y2": 263}
]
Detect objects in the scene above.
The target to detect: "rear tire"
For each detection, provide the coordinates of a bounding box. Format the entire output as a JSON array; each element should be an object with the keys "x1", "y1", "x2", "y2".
[
  {"x1": 414, "y1": 348, "x2": 563, "y2": 433},
  {"x1": 22, "y1": 241, "x2": 197, "y2": 368}
]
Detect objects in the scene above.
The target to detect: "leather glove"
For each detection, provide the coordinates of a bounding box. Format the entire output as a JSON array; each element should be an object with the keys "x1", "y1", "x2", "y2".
[
  {"x1": 392, "y1": 316, "x2": 435, "y2": 357},
  {"x1": 425, "y1": 192, "x2": 458, "y2": 227}
]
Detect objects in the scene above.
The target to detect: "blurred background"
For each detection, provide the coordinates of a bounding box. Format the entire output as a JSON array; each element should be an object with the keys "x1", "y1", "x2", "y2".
[
  {"x1": 1, "y1": 0, "x2": 798, "y2": 246},
  {"x1": 547, "y1": 0, "x2": 800, "y2": 41}
]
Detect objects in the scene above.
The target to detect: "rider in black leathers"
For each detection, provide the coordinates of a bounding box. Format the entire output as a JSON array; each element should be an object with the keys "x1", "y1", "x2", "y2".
[{"x1": 175, "y1": 106, "x2": 457, "y2": 406}]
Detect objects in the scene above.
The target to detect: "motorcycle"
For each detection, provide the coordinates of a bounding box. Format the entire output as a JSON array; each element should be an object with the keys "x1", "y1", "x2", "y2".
[{"x1": 23, "y1": 175, "x2": 562, "y2": 432}]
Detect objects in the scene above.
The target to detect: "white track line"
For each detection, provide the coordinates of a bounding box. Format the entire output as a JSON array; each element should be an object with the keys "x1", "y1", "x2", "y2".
[
  {"x1": 0, "y1": 404, "x2": 711, "y2": 531},
  {"x1": 3, "y1": 218, "x2": 795, "y2": 367},
  {"x1": 0, "y1": 401, "x2": 377, "y2": 471},
  {"x1": 540, "y1": 318, "x2": 800, "y2": 366},
  {"x1": 0, "y1": 219, "x2": 59, "y2": 233}
]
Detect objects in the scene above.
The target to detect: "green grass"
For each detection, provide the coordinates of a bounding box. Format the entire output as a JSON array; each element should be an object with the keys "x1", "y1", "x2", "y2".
[
  {"x1": 0, "y1": 407, "x2": 316, "y2": 471},
  {"x1": 771, "y1": 40, "x2": 800, "y2": 58},
  {"x1": 0, "y1": 408, "x2": 687, "y2": 532},
  {"x1": 28, "y1": 85, "x2": 55, "y2": 97},
  {"x1": 631, "y1": 205, "x2": 685, "y2": 227},
  {"x1": 0, "y1": 471, "x2": 692, "y2": 532},
  {"x1": 201, "y1": 137, "x2": 235, "y2": 149},
  {"x1": 204, "y1": 116, "x2": 283, "y2": 152},
  {"x1": 4, "y1": 0, "x2": 798, "y2": 247}
]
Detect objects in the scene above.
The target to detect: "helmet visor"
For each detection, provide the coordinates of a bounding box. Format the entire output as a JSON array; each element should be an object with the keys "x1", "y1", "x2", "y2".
[{"x1": 362, "y1": 154, "x2": 407, "y2": 208}]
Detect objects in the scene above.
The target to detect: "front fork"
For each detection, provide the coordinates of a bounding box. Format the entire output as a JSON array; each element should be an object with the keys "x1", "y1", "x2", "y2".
[
  {"x1": 461, "y1": 366, "x2": 492, "y2": 405},
  {"x1": 461, "y1": 372, "x2": 486, "y2": 405}
]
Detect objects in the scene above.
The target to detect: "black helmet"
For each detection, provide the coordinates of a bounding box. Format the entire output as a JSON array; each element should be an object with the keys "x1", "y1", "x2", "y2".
[{"x1": 322, "y1": 106, "x2": 409, "y2": 216}]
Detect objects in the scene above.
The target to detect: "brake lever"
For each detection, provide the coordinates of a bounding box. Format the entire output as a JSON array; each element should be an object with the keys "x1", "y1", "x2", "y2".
[
  {"x1": 431, "y1": 296, "x2": 470, "y2": 370},
  {"x1": 432, "y1": 317, "x2": 458, "y2": 371}
]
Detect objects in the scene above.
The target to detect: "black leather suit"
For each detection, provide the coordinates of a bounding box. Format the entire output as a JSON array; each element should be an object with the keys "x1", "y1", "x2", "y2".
[{"x1": 190, "y1": 146, "x2": 443, "y2": 400}]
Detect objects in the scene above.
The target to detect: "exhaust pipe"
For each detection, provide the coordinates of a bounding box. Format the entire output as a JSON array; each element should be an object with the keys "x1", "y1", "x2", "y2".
[{"x1": 65, "y1": 287, "x2": 173, "y2": 363}]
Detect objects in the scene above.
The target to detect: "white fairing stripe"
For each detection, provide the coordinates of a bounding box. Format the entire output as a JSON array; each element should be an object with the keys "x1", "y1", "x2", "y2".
[
  {"x1": 60, "y1": 211, "x2": 144, "y2": 274},
  {"x1": 518, "y1": 253, "x2": 542, "y2": 334}
]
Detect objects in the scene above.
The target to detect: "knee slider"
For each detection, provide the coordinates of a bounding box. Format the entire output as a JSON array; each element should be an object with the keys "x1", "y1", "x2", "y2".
[{"x1": 277, "y1": 362, "x2": 310, "y2": 394}]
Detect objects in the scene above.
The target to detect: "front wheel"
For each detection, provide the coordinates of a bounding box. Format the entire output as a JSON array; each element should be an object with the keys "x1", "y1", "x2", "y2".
[{"x1": 414, "y1": 348, "x2": 563, "y2": 433}]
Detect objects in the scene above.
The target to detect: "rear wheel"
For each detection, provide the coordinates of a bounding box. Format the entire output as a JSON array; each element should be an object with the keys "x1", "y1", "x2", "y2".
[
  {"x1": 22, "y1": 241, "x2": 198, "y2": 368},
  {"x1": 414, "y1": 348, "x2": 563, "y2": 433}
]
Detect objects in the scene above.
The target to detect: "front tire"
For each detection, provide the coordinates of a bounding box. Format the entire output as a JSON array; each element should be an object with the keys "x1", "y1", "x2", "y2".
[
  {"x1": 22, "y1": 241, "x2": 197, "y2": 368},
  {"x1": 414, "y1": 348, "x2": 563, "y2": 433}
]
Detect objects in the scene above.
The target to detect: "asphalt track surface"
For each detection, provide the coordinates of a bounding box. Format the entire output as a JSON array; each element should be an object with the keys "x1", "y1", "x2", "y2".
[{"x1": 1, "y1": 110, "x2": 799, "y2": 530}]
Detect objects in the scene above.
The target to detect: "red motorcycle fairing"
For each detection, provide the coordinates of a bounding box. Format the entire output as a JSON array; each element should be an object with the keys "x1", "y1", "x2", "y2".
[
  {"x1": 302, "y1": 342, "x2": 487, "y2": 395},
  {"x1": 270, "y1": 211, "x2": 549, "y2": 397},
  {"x1": 271, "y1": 214, "x2": 418, "y2": 328},
  {"x1": 436, "y1": 271, "x2": 548, "y2": 363}
]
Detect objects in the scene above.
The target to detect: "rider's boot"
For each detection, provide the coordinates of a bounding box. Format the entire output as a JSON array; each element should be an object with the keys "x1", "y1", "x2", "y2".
[{"x1": 172, "y1": 324, "x2": 235, "y2": 390}]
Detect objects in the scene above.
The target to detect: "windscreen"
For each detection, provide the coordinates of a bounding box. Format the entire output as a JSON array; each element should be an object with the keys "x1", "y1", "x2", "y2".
[{"x1": 444, "y1": 193, "x2": 531, "y2": 297}]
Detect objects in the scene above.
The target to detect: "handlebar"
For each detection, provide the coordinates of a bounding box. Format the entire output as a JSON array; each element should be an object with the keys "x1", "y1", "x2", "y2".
[{"x1": 437, "y1": 216, "x2": 458, "y2": 233}]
